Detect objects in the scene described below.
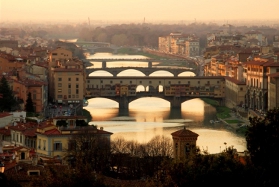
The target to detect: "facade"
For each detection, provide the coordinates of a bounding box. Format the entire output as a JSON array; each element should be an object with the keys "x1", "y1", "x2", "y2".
[
  {"x1": 244, "y1": 58, "x2": 277, "y2": 111},
  {"x1": 0, "y1": 52, "x2": 25, "y2": 75},
  {"x1": 48, "y1": 47, "x2": 85, "y2": 104},
  {"x1": 9, "y1": 121, "x2": 37, "y2": 149},
  {"x1": 53, "y1": 68, "x2": 85, "y2": 104},
  {"x1": 171, "y1": 127, "x2": 199, "y2": 162},
  {"x1": 36, "y1": 124, "x2": 113, "y2": 157},
  {"x1": 225, "y1": 76, "x2": 246, "y2": 107},
  {"x1": 158, "y1": 33, "x2": 200, "y2": 57},
  {"x1": 12, "y1": 79, "x2": 47, "y2": 113},
  {"x1": 268, "y1": 72, "x2": 279, "y2": 110}
]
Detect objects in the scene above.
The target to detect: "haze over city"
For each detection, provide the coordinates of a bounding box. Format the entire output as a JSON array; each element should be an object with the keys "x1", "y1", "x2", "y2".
[{"x1": 1, "y1": 0, "x2": 279, "y2": 24}]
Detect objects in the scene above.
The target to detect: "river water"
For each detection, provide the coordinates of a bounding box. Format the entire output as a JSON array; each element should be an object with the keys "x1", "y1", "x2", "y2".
[{"x1": 84, "y1": 53, "x2": 246, "y2": 154}]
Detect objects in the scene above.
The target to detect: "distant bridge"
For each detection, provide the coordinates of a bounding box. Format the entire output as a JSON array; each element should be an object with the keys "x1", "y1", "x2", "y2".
[{"x1": 85, "y1": 58, "x2": 196, "y2": 76}]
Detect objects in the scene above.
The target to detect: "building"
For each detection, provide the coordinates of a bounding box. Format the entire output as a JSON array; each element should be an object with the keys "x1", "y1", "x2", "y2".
[
  {"x1": 36, "y1": 123, "x2": 113, "y2": 158},
  {"x1": 0, "y1": 52, "x2": 25, "y2": 75},
  {"x1": 158, "y1": 33, "x2": 200, "y2": 57},
  {"x1": 225, "y1": 76, "x2": 246, "y2": 108},
  {"x1": 268, "y1": 72, "x2": 279, "y2": 110},
  {"x1": 48, "y1": 47, "x2": 85, "y2": 105},
  {"x1": 171, "y1": 127, "x2": 199, "y2": 162}
]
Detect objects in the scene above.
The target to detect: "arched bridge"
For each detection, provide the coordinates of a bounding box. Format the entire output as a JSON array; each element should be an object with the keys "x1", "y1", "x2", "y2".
[
  {"x1": 85, "y1": 58, "x2": 196, "y2": 76},
  {"x1": 85, "y1": 76, "x2": 226, "y2": 109},
  {"x1": 86, "y1": 67, "x2": 195, "y2": 77}
]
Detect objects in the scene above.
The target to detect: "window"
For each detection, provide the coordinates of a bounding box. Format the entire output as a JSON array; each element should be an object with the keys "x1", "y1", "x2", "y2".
[
  {"x1": 149, "y1": 81, "x2": 152, "y2": 84},
  {"x1": 68, "y1": 78, "x2": 71, "y2": 81},
  {"x1": 28, "y1": 170, "x2": 40, "y2": 176},
  {"x1": 130, "y1": 81, "x2": 132, "y2": 84},
  {"x1": 68, "y1": 95, "x2": 71, "y2": 98},
  {"x1": 58, "y1": 78, "x2": 62, "y2": 81},
  {"x1": 53, "y1": 142, "x2": 62, "y2": 151},
  {"x1": 43, "y1": 140, "x2": 46, "y2": 150},
  {"x1": 20, "y1": 135, "x2": 22, "y2": 143},
  {"x1": 76, "y1": 84, "x2": 79, "y2": 88},
  {"x1": 52, "y1": 53, "x2": 57, "y2": 55},
  {"x1": 110, "y1": 81, "x2": 113, "y2": 83},
  {"x1": 58, "y1": 83, "x2": 62, "y2": 87},
  {"x1": 76, "y1": 89, "x2": 79, "y2": 94},
  {"x1": 76, "y1": 78, "x2": 79, "y2": 81},
  {"x1": 58, "y1": 89, "x2": 62, "y2": 93},
  {"x1": 38, "y1": 139, "x2": 41, "y2": 149},
  {"x1": 68, "y1": 84, "x2": 71, "y2": 88},
  {"x1": 100, "y1": 80, "x2": 103, "y2": 83},
  {"x1": 58, "y1": 95, "x2": 62, "y2": 98}
]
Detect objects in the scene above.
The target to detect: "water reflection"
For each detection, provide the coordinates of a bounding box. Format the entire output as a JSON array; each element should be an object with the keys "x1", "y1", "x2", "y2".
[{"x1": 85, "y1": 53, "x2": 247, "y2": 154}]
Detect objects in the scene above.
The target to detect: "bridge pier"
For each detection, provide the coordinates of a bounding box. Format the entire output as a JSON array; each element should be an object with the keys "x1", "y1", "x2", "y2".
[
  {"x1": 102, "y1": 61, "x2": 107, "y2": 68},
  {"x1": 171, "y1": 97, "x2": 182, "y2": 108},
  {"x1": 148, "y1": 61, "x2": 152, "y2": 68},
  {"x1": 119, "y1": 96, "x2": 129, "y2": 109}
]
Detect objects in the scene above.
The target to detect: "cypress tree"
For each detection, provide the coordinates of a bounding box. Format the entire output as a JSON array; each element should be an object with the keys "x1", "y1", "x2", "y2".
[
  {"x1": 25, "y1": 92, "x2": 35, "y2": 113},
  {"x1": 0, "y1": 76, "x2": 17, "y2": 111}
]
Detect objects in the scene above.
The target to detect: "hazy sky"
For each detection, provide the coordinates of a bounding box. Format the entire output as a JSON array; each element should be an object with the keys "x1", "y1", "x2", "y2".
[{"x1": 0, "y1": 0, "x2": 278, "y2": 23}]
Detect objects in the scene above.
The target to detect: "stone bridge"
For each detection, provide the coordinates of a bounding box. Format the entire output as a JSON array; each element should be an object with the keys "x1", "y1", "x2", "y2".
[{"x1": 85, "y1": 76, "x2": 226, "y2": 109}]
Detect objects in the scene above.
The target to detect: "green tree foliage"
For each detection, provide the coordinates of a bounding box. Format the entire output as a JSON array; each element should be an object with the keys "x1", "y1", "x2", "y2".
[
  {"x1": 246, "y1": 108, "x2": 279, "y2": 185},
  {"x1": 0, "y1": 76, "x2": 18, "y2": 111},
  {"x1": 25, "y1": 92, "x2": 35, "y2": 113}
]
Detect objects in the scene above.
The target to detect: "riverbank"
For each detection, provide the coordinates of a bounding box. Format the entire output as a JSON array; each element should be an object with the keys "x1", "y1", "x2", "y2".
[{"x1": 201, "y1": 98, "x2": 249, "y2": 136}]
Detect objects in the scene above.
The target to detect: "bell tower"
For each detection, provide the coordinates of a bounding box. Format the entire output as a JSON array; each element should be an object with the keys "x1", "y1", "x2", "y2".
[{"x1": 171, "y1": 126, "x2": 199, "y2": 162}]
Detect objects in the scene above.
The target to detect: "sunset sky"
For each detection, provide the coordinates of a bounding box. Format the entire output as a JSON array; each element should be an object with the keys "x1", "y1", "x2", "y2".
[{"x1": 0, "y1": 0, "x2": 278, "y2": 23}]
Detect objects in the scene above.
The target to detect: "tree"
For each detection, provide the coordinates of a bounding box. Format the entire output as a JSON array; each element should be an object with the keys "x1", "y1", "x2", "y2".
[
  {"x1": 66, "y1": 127, "x2": 111, "y2": 174},
  {"x1": 0, "y1": 76, "x2": 18, "y2": 111},
  {"x1": 246, "y1": 108, "x2": 279, "y2": 185},
  {"x1": 25, "y1": 92, "x2": 35, "y2": 113}
]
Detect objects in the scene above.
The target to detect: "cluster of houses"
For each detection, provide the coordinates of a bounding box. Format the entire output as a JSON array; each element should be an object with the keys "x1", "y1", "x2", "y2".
[{"x1": 203, "y1": 27, "x2": 279, "y2": 114}]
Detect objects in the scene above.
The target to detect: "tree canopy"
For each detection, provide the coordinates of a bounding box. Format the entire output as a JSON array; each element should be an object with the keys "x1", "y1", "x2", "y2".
[
  {"x1": 246, "y1": 108, "x2": 279, "y2": 185},
  {"x1": 0, "y1": 76, "x2": 18, "y2": 111}
]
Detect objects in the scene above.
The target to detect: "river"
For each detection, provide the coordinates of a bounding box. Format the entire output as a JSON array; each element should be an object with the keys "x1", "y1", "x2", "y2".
[{"x1": 84, "y1": 53, "x2": 246, "y2": 154}]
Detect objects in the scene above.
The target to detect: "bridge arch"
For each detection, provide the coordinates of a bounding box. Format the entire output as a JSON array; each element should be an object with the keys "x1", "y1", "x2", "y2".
[
  {"x1": 178, "y1": 71, "x2": 196, "y2": 77},
  {"x1": 117, "y1": 69, "x2": 146, "y2": 77},
  {"x1": 89, "y1": 70, "x2": 113, "y2": 77},
  {"x1": 149, "y1": 70, "x2": 174, "y2": 77}
]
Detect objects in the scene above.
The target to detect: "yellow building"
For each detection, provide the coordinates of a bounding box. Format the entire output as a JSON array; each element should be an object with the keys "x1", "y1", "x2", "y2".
[{"x1": 36, "y1": 123, "x2": 113, "y2": 158}]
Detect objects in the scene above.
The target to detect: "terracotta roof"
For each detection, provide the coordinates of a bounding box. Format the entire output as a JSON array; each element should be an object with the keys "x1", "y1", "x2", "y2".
[
  {"x1": 39, "y1": 128, "x2": 61, "y2": 135},
  {"x1": 0, "y1": 127, "x2": 11, "y2": 135},
  {"x1": 268, "y1": 72, "x2": 279, "y2": 78},
  {"x1": 244, "y1": 60, "x2": 268, "y2": 66},
  {"x1": 263, "y1": 62, "x2": 279, "y2": 67},
  {"x1": 225, "y1": 76, "x2": 246, "y2": 85},
  {"x1": 0, "y1": 112, "x2": 12, "y2": 118},
  {"x1": 171, "y1": 127, "x2": 199, "y2": 137}
]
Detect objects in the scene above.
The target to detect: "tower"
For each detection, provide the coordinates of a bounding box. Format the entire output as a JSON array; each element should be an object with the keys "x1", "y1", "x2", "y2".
[{"x1": 171, "y1": 126, "x2": 199, "y2": 162}]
